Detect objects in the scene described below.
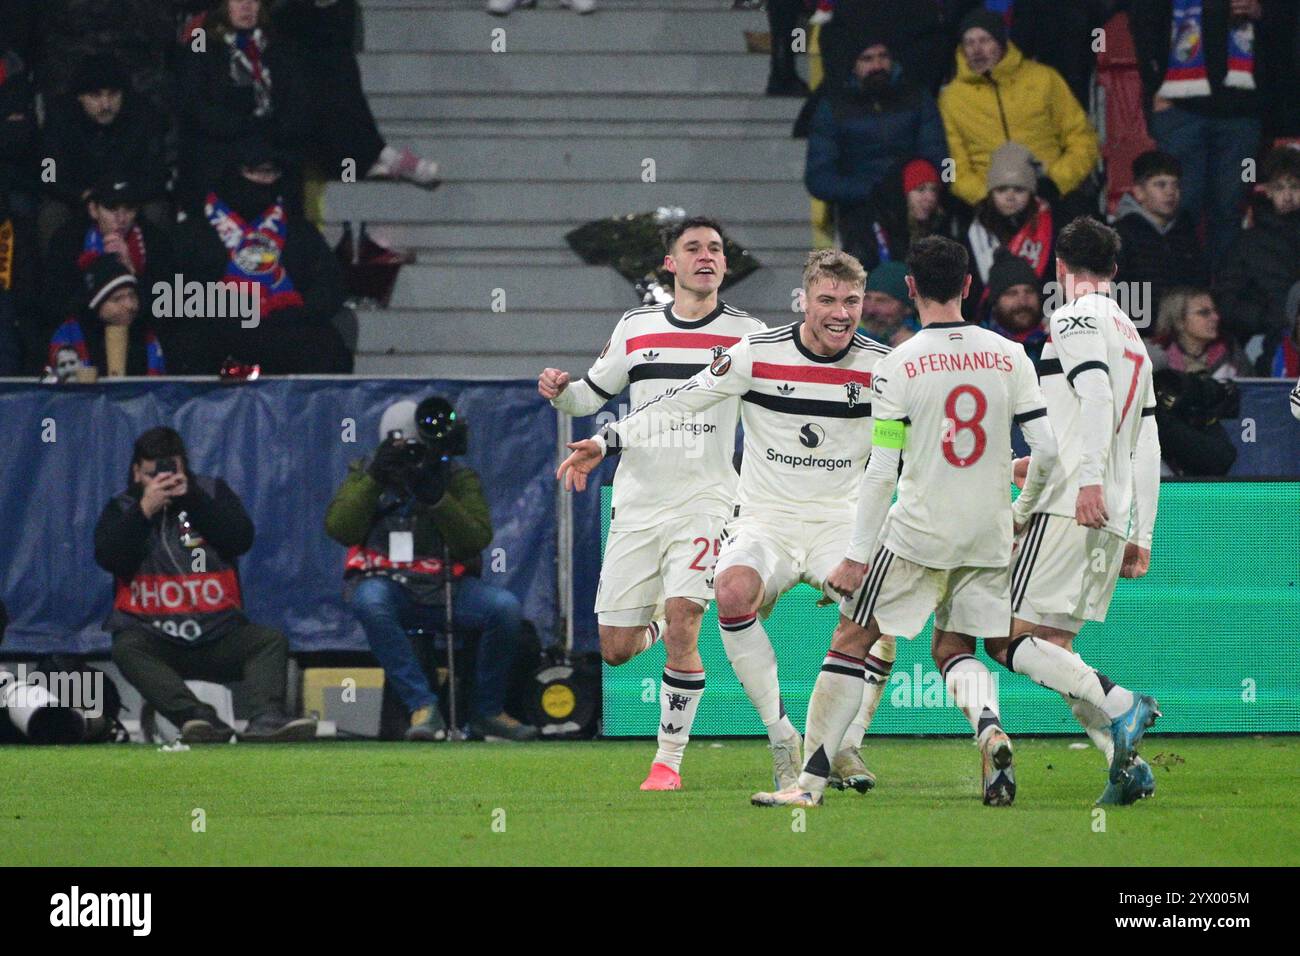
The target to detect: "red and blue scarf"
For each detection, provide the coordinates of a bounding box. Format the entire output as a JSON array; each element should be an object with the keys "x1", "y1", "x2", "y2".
[
  {"x1": 1158, "y1": 0, "x2": 1255, "y2": 98},
  {"x1": 48, "y1": 318, "x2": 165, "y2": 376},
  {"x1": 204, "y1": 192, "x2": 303, "y2": 316},
  {"x1": 78, "y1": 226, "x2": 147, "y2": 275}
]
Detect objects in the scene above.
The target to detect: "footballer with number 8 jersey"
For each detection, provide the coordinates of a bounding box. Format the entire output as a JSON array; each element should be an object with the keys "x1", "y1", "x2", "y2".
[
  {"x1": 539, "y1": 217, "x2": 765, "y2": 791},
  {"x1": 559, "y1": 250, "x2": 895, "y2": 794},
  {"x1": 983, "y1": 217, "x2": 1164, "y2": 807},
  {"x1": 752, "y1": 237, "x2": 1060, "y2": 809}
]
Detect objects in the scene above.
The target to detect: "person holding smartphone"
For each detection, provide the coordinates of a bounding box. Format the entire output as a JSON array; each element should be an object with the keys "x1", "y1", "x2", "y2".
[{"x1": 93, "y1": 426, "x2": 316, "y2": 743}]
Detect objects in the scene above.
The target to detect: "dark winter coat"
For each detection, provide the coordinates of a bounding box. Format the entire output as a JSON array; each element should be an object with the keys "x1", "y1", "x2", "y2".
[
  {"x1": 39, "y1": 93, "x2": 168, "y2": 206},
  {"x1": 840, "y1": 160, "x2": 963, "y2": 271},
  {"x1": 174, "y1": 29, "x2": 308, "y2": 211},
  {"x1": 805, "y1": 68, "x2": 947, "y2": 207},
  {"x1": 1215, "y1": 199, "x2": 1300, "y2": 358},
  {"x1": 1112, "y1": 193, "x2": 1208, "y2": 334},
  {"x1": 94, "y1": 473, "x2": 254, "y2": 644}
]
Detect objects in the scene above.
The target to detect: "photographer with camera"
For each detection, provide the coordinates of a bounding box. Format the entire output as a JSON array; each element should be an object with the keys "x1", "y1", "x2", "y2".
[
  {"x1": 325, "y1": 397, "x2": 538, "y2": 742},
  {"x1": 94, "y1": 427, "x2": 317, "y2": 743}
]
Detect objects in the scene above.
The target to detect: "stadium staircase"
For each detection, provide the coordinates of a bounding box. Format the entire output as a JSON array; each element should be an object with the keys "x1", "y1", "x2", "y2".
[{"x1": 331, "y1": 0, "x2": 813, "y2": 377}]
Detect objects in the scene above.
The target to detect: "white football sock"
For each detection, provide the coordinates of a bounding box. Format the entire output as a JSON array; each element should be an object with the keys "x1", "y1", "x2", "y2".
[
  {"x1": 942, "y1": 654, "x2": 1002, "y2": 738},
  {"x1": 1009, "y1": 635, "x2": 1134, "y2": 719},
  {"x1": 797, "y1": 652, "x2": 865, "y2": 795},
  {"x1": 1069, "y1": 697, "x2": 1115, "y2": 764},
  {"x1": 653, "y1": 667, "x2": 704, "y2": 772},
  {"x1": 719, "y1": 613, "x2": 795, "y2": 743},
  {"x1": 840, "y1": 635, "x2": 895, "y2": 751}
]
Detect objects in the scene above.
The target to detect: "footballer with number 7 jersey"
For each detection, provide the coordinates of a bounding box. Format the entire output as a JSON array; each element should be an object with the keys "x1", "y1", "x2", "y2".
[
  {"x1": 539, "y1": 217, "x2": 765, "y2": 792},
  {"x1": 984, "y1": 216, "x2": 1164, "y2": 807},
  {"x1": 752, "y1": 237, "x2": 1060, "y2": 809},
  {"x1": 559, "y1": 249, "x2": 895, "y2": 795}
]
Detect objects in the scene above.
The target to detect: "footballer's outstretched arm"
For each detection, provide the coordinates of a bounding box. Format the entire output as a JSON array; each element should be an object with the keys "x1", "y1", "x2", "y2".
[
  {"x1": 556, "y1": 341, "x2": 752, "y2": 491},
  {"x1": 541, "y1": 316, "x2": 632, "y2": 417},
  {"x1": 543, "y1": 369, "x2": 610, "y2": 417}
]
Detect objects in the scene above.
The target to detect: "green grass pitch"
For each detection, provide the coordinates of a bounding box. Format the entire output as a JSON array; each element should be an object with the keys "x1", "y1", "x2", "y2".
[{"x1": 5, "y1": 737, "x2": 1296, "y2": 866}]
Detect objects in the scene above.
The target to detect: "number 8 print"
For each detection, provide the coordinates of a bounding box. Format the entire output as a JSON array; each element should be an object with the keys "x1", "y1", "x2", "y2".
[{"x1": 942, "y1": 385, "x2": 988, "y2": 468}]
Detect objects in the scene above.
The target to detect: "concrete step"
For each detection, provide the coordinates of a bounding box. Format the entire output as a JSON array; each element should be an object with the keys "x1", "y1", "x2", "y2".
[
  {"x1": 379, "y1": 118, "x2": 792, "y2": 138},
  {"x1": 376, "y1": 261, "x2": 801, "y2": 310},
  {"x1": 326, "y1": 221, "x2": 817, "y2": 251},
  {"x1": 365, "y1": 8, "x2": 767, "y2": 52},
  {"x1": 358, "y1": 51, "x2": 771, "y2": 94},
  {"x1": 365, "y1": 135, "x2": 802, "y2": 182},
  {"x1": 356, "y1": 309, "x2": 615, "y2": 353},
  {"x1": 323, "y1": 179, "x2": 815, "y2": 223},
  {"x1": 369, "y1": 93, "x2": 798, "y2": 123}
]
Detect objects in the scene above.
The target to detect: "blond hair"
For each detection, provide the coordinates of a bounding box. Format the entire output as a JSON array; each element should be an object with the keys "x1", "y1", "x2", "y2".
[
  {"x1": 1155, "y1": 287, "x2": 1211, "y2": 342},
  {"x1": 802, "y1": 248, "x2": 867, "y2": 292}
]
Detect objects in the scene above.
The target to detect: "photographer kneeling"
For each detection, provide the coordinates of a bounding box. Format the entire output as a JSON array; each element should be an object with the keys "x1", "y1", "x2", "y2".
[
  {"x1": 95, "y1": 427, "x2": 317, "y2": 743},
  {"x1": 326, "y1": 397, "x2": 538, "y2": 742}
]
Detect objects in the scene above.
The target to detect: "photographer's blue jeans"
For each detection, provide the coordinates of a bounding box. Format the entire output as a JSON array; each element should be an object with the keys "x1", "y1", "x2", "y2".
[
  {"x1": 350, "y1": 575, "x2": 521, "y2": 721},
  {"x1": 1148, "y1": 106, "x2": 1261, "y2": 265}
]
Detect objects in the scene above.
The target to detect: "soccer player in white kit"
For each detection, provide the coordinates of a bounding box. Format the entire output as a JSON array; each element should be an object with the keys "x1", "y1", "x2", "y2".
[
  {"x1": 559, "y1": 250, "x2": 895, "y2": 792},
  {"x1": 982, "y1": 217, "x2": 1163, "y2": 806},
  {"x1": 539, "y1": 217, "x2": 765, "y2": 791},
  {"x1": 751, "y1": 237, "x2": 1060, "y2": 808}
]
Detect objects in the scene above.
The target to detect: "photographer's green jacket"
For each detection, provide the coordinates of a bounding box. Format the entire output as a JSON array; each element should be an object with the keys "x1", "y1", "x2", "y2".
[{"x1": 324, "y1": 460, "x2": 493, "y2": 567}]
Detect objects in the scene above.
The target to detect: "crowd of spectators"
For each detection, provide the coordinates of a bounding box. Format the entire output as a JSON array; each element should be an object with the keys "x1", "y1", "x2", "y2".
[
  {"x1": 0, "y1": 0, "x2": 439, "y2": 380},
  {"x1": 797, "y1": 0, "x2": 1300, "y2": 471}
]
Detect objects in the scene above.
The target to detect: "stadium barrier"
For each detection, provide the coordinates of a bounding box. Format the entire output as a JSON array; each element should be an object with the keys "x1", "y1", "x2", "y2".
[
  {"x1": 0, "y1": 378, "x2": 558, "y2": 655},
  {"x1": 598, "y1": 482, "x2": 1300, "y2": 736}
]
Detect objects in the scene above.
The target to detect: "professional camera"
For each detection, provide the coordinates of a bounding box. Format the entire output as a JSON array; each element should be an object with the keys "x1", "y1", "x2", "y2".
[{"x1": 372, "y1": 396, "x2": 469, "y2": 494}]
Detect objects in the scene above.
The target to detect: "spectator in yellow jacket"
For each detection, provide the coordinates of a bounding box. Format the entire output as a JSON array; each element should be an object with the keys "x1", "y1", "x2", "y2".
[{"x1": 938, "y1": 10, "x2": 1099, "y2": 212}]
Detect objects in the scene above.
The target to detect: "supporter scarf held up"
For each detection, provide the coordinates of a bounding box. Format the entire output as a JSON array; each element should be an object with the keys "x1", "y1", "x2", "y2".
[
  {"x1": 204, "y1": 192, "x2": 304, "y2": 316},
  {"x1": 1158, "y1": 0, "x2": 1256, "y2": 98}
]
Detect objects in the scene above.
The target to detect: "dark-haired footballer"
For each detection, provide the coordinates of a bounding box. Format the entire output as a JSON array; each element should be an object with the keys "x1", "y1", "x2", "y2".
[
  {"x1": 539, "y1": 217, "x2": 765, "y2": 791},
  {"x1": 984, "y1": 216, "x2": 1164, "y2": 806}
]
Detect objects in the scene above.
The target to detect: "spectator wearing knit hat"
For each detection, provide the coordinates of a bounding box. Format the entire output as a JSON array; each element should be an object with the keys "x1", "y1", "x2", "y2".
[
  {"x1": 48, "y1": 256, "x2": 165, "y2": 377},
  {"x1": 859, "y1": 260, "x2": 920, "y2": 347},
  {"x1": 805, "y1": 32, "x2": 947, "y2": 250},
  {"x1": 963, "y1": 141, "x2": 1055, "y2": 318},
  {"x1": 38, "y1": 53, "x2": 168, "y2": 244},
  {"x1": 43, "y1": 174, "x2": 177, "y2": 332},
  {"x1": 982, "y1": 248, "x2": 1048, "y2": 363},
  {"x1": 846, "y1": 157, "x2": 962, "y2": 271},
  {"x1": 938, "y1": 9, "x2": 1099, "y2": 213},
  {"x1": 1112, "y1": 150, "x2": 1208, "y2": 335}
]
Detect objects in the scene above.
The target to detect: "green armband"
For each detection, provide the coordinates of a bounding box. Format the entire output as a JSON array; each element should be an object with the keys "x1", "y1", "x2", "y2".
[{"x1": 872, "y1": 418, "x2": 907, "y2": 449}]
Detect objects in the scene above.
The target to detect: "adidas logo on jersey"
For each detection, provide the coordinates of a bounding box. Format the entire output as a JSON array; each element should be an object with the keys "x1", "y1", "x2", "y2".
[
  {"x1": 642, "y1": 350, "x2": 660, "y2": 362},
  {"x1": 777, "y1": 383, "x2": 795, "y2": 394}
]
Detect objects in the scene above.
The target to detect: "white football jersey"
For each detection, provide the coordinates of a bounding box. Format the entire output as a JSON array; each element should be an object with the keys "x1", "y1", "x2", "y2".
[
  {"x1": 869, "y1": 321, "x2": 1047, "y2": 569},
  {"x1": 1035, "y1": 292, "x2": 1157, "y2": 539},
  {"x1": 605, "y1": 322, "x2": 888, "y2": 523},
  {"x1": 575, "y1": 301, "x2": 765, "y2": 531}
]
